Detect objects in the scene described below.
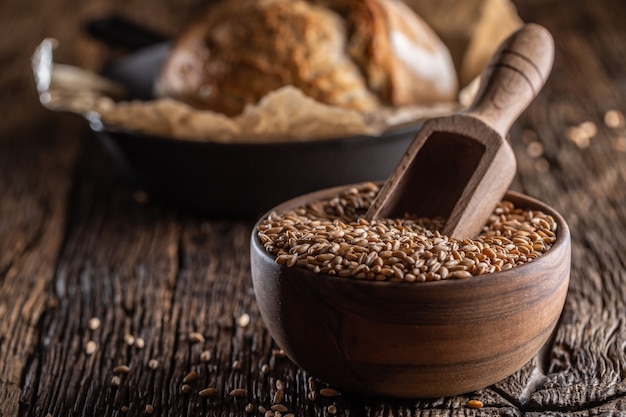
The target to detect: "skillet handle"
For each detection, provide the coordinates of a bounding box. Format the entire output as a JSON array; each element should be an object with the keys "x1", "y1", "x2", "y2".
[
  {"x1": 87, "y1": 16, "x2": 168, "y2": 51},
  {"x1": 466, "y1": 23, "x2": 554, "y2": 138}
]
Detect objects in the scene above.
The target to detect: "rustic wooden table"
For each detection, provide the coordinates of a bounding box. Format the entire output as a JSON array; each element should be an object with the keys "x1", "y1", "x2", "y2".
[{"x1": 2, "y1": 0, "x2": 626, "y2": 415}]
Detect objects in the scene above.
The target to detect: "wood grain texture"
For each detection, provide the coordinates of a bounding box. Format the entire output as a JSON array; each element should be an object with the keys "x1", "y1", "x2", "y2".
[
  {"x1": 1, "y1": 0, "x2": 626, "y2": 415},
  {"x1": 506, "y1": 1, "x2": 626, "y2": 413}
]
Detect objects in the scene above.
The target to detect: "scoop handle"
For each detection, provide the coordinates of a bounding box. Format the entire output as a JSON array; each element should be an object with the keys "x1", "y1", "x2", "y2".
[{"x1": 466, "y1": 23, "x2": 554, "y2": 137}]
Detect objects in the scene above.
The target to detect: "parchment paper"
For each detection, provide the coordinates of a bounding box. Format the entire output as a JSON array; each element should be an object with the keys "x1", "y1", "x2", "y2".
[{"x1": 31, "y1": 0, "x2": 521, "y2": 143}]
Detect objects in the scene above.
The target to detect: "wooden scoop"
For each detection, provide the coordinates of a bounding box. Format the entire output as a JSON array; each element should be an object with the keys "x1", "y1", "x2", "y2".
[{"x1": 365, "y1": 23, "x2": 554, "y2": 239}]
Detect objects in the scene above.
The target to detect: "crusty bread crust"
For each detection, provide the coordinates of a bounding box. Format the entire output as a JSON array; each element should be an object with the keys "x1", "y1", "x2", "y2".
[{"x1": 155, "y1": 0, "x2": 457, "y2": 116}]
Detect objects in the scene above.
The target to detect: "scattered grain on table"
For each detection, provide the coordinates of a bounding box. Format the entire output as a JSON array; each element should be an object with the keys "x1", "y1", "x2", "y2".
[
  {"x1": 189, "y1": 332, "x2": 205, "y2": 344},
  {"x1": 272, "y1": 349, "x2": 286, "y2": 358},
  {"x1": 580, "y1": 121, "x2": 597, "y2": 137},
  {"x1": 526, "y1": 141, "x2": 544, "y2": 158},
  {"x1": 466, "y1": 399, "x2": 484, "y2": 409},
  {"x1": 110, "y1": 376, "x2": 121, "y2": 387},
  {"x1": 200, "y1": 350, "x2": 212, "y2": 362},
  {"x1": 319, "y1": 388, "x2": 340, "y2": 398},
  {"x1": 229, "y1": 388, "x2": 247, "y2": 397},
  {"x1": 134, "y1": 337, "x2": 145, "y2": 349},
  {"x1": 182, "y1": 371, "x2": 197, "y2": 383},
  {"x1": 88, "y1": 317, "x2": 101, "y2": 330},
  {"x1": 133, "y1": 190, "x2": 150, "y2": 204},
  {"x1": 199, "y1": 387, "x2": 218, "y2": 397},
  {"x1": 85, "y1": 340, "x2": 97, "y2": 355},
  {"x1": 124, "y1": 334, "x2": 135, "y2": 346},
  {"x1": 237, "y1": 313, "x2": 251, "y2": 328},
  {"x1": 604, "y1": 109, "x2": 625, "y2": 128},
  {"x1": 273, "y1": 388, "x2": 284, "y2": 404},
  {"x1": 566, "y1": 121, "x2": 597, "y2": 148},
  {"x1": 113, "y1": 365, "x2": 130, "y2": 374}
]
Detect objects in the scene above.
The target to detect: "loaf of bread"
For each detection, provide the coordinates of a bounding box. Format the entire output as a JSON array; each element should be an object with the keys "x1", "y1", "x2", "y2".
[{"x1": 154, "y1": 0, "x2": 458, "y2": 117}]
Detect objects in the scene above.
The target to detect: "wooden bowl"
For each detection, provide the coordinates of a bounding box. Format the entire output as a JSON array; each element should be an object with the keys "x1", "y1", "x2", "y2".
[{"x1": 250, "y1": 185, "x2": 571, "y2": 398}]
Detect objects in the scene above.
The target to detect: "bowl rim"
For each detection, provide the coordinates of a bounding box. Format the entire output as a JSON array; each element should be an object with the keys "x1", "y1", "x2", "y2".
[{"x1": 251, "y1": 184, "x2": 571, "y2": 289}]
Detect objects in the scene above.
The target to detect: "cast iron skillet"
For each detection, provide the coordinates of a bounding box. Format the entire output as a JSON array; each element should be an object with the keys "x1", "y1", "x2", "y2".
[{"x1": 87, "y1": 16, "x2": 420, "y2": 218}]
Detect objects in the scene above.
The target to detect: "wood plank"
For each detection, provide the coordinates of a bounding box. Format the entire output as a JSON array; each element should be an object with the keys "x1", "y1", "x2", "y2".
[
  {"x1": 3, "y1": 0, "x2": 626, "y2": 415},
  {"x1": 0, "y1": 118, "x2": 77, "y2": 417},
  {"x1": 503, "y1": 0, "x2": 626, "y2": 413},
  {"x1": 0, "y1": 0, "x2": 203, "y2": 415},
  {"x1": 0, "y1": 0, "x2": 83, "y2": 409}
]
